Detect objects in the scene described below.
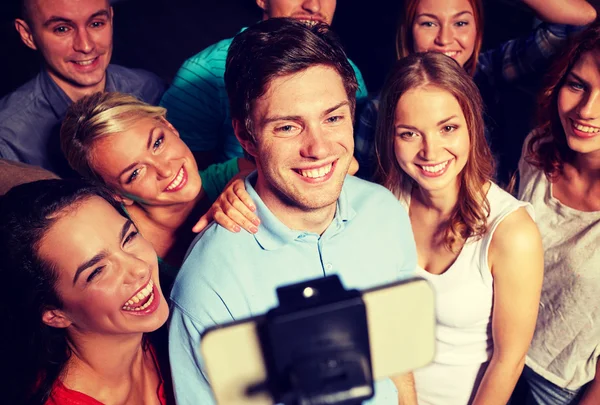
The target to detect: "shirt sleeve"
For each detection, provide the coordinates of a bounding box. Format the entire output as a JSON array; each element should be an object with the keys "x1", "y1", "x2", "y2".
[
  {"x1": 199, "y1": 158, "x2": 241, "y2": 203},
  {"x1": 160, "y1": 56, "x2": 226, "y2": 153},
  {"x1": 354, "y1": 98, "x2": 379, "y2": 181},
  {"x1": 0, "y1": 136, "x2": 18, "y2": 161},
  {"x1": 478, "y1": 23, "x2": 579, "y2": 85}
]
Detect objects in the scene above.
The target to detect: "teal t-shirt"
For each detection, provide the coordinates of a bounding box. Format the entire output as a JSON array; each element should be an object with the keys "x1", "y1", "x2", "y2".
[{"x1": 198, "y1": 157, "x2": 240, "y2": 203}]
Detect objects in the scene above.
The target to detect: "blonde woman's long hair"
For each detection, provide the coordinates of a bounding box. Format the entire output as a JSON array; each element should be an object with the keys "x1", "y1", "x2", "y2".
[
  {"x1": 375, "y1": 52, "x2": 494, "y2": 251},
  {"x1": 60, "y1": 92, "x2": 167, "y2": 182}
]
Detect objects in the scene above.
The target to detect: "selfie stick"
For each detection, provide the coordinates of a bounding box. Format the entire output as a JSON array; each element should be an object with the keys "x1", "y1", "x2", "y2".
[{"x1": 258, "y1": 275, "x2": 373, "y2": 405}]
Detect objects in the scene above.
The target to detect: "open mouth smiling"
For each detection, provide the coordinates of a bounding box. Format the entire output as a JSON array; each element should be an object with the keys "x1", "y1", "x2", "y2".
[
  {"x1": 165, "y1": 166, "x2": 187, "y2": 192},
  {"x1": 122, "y1": 279, "x2": 155, "y2": 312}
]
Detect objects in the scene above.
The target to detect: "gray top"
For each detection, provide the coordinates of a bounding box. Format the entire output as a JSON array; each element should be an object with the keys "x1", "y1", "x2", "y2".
[
  {"x1": 0, "y1": 65, "x2": 165, "y2": 177},
  {"x1": 518, "y1": 133, "x2": 600, "y2": 390}
]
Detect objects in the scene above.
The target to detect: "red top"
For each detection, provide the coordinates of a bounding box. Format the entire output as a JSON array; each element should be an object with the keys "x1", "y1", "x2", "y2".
[{"x1": 44, "y1": 345, "x2": 173, "y2": 405}]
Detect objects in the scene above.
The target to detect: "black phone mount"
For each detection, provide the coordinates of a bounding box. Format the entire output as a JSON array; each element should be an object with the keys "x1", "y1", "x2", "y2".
[{"x1": 258, "y1": 275, "x2": 374, "y2": 405}]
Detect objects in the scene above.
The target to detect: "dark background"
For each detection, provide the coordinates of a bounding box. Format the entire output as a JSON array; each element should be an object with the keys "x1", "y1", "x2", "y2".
[{"x1": 1, "y1": 0, "x2": 538, "y2": 98}]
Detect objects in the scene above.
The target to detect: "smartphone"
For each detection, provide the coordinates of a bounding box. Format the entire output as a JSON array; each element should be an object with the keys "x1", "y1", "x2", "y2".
[{"x1": 201, "y1": 277, "x2": 435, "y2": 405}]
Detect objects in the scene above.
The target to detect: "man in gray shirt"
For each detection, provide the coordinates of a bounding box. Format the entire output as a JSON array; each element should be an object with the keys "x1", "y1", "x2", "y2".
[{"x1": 0, "y1": 0, "x2": 165, "y2": 177}]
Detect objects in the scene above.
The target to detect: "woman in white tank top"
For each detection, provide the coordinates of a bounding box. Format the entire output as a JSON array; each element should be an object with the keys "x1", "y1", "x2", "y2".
[{"x1": 373, "y1": 52, "x2": 544, "y2": 405}]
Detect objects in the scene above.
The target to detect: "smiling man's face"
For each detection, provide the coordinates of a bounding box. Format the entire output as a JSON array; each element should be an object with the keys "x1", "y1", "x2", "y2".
[
  {"x1": 16, "y1": 0, "x2": 113, "y2": 100},
  {"x1": 242, "y1": 65, "x2": 353, "y2": 220}
]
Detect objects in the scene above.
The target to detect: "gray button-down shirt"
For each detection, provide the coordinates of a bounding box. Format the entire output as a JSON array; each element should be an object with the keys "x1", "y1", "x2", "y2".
[{"x1": 0, "y1": 65, "x2": 165, "y2": 177}]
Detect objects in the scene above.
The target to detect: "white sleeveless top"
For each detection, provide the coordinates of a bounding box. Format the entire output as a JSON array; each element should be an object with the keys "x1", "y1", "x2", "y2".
[
  {"x1": 518, "y1": 133, "x2": 600, "y2": 390},
  {"x1": 400, "y1": 183, "x2": 533, "y2": 405}
]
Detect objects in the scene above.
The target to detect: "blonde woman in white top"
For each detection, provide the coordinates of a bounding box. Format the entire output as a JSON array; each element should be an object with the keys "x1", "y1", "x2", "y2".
[{"x1": 374, "y1": 52, "x2": 543, "y2": 405}]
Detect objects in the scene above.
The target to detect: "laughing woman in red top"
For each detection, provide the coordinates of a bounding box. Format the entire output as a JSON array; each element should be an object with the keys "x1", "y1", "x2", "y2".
[{"x1": 0, "y1": 180, "x2": 174, "y2": 405}]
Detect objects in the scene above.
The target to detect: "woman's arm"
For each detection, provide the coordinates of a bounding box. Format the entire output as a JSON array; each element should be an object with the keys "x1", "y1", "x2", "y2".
[
  {"x1": 471, "y1": 207, "x2": 544, "y2": 405},
  {"x1": 579, "y1": 359, "x2": 600, "y2": 405},
  {"x1": 392, "y1": 373, "x2": 418, "y2": 405},
  {"x1": 478, "y1": 1, "x2": 595, "y2": 84},
  {"x1": 522, "y1": 0, "x2": 596, "y2": 26},
  {"x1": 192, "y1": 176, "x2": 260, "y2": 233}
]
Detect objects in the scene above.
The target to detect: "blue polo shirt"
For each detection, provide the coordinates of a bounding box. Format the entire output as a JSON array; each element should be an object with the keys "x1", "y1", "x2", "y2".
[
  {"x1": 160, "y1": 33, "x2": 368, "y2": 163},
  {"x1": 169, "y1": 173, "x2": 417, "y2": 405},
  {"x1": 0, "y1": 65, "x2": 166, "y2": 177}
]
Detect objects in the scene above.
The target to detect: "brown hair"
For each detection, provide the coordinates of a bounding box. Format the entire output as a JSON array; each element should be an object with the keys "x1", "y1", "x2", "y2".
[
  {"x1": 374, "y1": 52, "x2": 494, "y2": 251},
  {"x1": 225, "y1": 18, "x2": 358, "y2": 145},
  {"x1": 60, "y1": 92, "x2": 167, "y2": 182},
  {"x1": 526, "y1": 22, "x2": 600, "y2": 180},
  {"x1": 396, "y1": 0, "x2": 484, "y2": 77}
]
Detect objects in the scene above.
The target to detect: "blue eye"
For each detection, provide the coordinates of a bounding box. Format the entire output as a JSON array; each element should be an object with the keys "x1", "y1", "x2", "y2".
[
  {"x1": 127, "y1": 168, "x2": 140, "y2": 184},
  {"x1": 326, "y1": 116, "x2": 343, "y2": 123},
  {"x1": 276, "y1": 125, "x2": 294, "y2": 133},
  {"x1": 568, "y1": 81, "x2": 585, "y2": 91},
  {"x1": 153, "y1": 135, "x2": 164, "y2": 150}
]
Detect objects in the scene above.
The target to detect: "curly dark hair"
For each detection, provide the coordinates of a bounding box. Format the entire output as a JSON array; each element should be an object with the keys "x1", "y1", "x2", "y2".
[{"x1": 526, "y1": 21, "x2": 600, "y2": 180}]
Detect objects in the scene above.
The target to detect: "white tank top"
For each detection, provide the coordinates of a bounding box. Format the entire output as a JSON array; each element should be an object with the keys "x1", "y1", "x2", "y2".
[{"x1": 400, "y1": 182, "x2": 532, "y2": 405}]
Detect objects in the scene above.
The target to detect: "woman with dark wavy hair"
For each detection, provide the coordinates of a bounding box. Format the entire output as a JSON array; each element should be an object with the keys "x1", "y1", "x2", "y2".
[
  {"x1": 516, "y1": 21, "x2": 600, "y2": 405},
  {"x1": 374, "y1": 52, "x2": 543, "y2": 405},
  {"x1": 0, "y1": 179, "x2": 173, "y2": 405}
]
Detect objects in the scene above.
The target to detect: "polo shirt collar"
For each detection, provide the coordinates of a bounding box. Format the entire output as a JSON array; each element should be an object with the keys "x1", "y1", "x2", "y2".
[
  {"x1": 245, "y1": 172, "x2": 357, "y2": 251},
  {"x1": 335, "y1": 175, "x2": 356, "y2": 223}
]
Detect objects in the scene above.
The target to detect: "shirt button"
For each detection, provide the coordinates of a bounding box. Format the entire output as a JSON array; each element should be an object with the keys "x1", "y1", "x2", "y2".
[{"x1": 325, "y1": 263, "x2": 333, "y2": 271}]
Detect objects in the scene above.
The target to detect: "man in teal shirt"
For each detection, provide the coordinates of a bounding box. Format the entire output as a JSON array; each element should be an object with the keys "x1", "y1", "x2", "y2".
[
  {"x1": 160, "y1": 0, "x2": 368, "y2": 167},
  {"x1": 169, "y1": 19, "x2": 417, "y2": 405}
]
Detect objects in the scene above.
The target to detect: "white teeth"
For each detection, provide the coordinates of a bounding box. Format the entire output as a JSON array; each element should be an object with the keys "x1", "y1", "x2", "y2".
[
  {"x1": 573, "y1": 122, "x2": 600, "y2": 133},
  {"x1": 420, "y1": 160, "x2": 450, "y2": 174},
  {"x1": 74, "y1": 59, "x2": 94, "y2": 66},
  {"x1": 299, "y1": 163, "x2": 333, "y2": 179},
  {"x1": 122, "y1": 280, "x2": 154, "y2": 310},
  {"x1": 123, "y1": 293, "x2": 154, "y2": 312},
  {"x1": 300, "y1": 19, "x2": 319, "y2": 27},
  {"x1": 166, "y1": 168, "x2": 185, "y2": 191},
  {"x1": 443, "y1": 51, "x2": 459, "y2": 58}
]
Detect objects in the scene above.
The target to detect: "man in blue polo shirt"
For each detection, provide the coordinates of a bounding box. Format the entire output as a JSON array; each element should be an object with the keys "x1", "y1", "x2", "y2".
[
  {"x1": 0, "y1": 0, "x2": 165, "y2": 177},
  {"x1": 159, "y1": 0, "x2": 368, "y2": 167},
  {"x1": 169, "y1": 19, "x2": 417, "y2": 405}
]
